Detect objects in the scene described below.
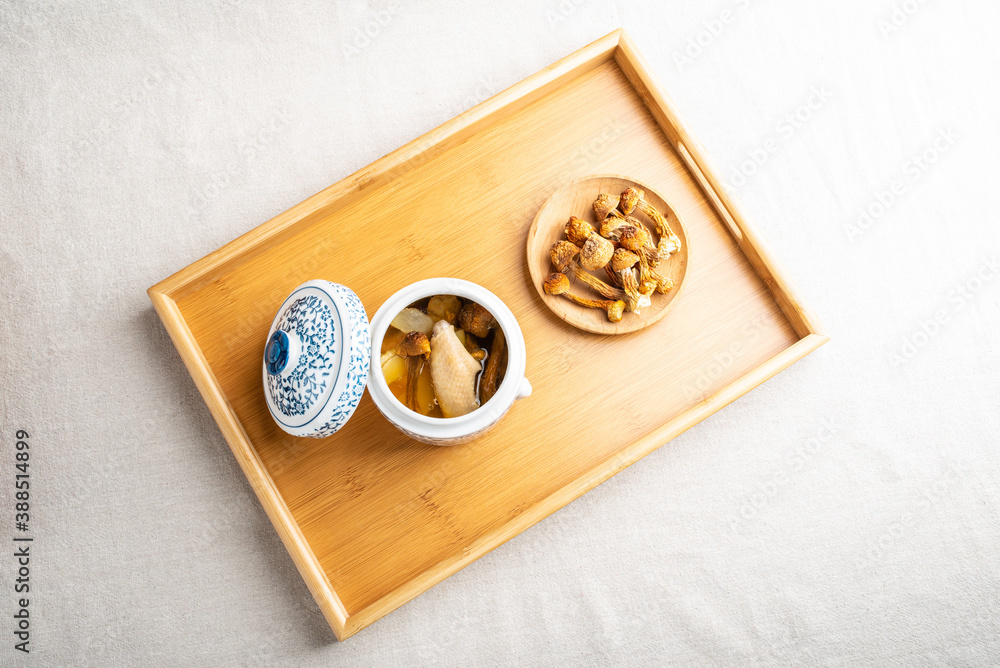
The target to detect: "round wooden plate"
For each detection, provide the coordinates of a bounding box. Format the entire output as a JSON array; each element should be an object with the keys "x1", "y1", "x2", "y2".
[{"x1": 526, "y1": 175, "x2": 689, "y2": 335}]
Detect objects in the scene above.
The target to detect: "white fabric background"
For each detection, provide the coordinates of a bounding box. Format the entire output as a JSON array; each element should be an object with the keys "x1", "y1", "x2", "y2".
[{"x1": 2, "y1": 1, "x2": 999, "y2": 666}]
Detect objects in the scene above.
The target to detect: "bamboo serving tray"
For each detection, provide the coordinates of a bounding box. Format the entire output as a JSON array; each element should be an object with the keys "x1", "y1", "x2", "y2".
[{"x1": 148, "y1": 29, "x2": 827, "y2": 640}]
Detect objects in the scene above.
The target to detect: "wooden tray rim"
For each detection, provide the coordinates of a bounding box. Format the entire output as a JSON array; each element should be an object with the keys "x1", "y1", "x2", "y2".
[{"x1": 147, "y1": 29, "x2": 828, "y2": 640}]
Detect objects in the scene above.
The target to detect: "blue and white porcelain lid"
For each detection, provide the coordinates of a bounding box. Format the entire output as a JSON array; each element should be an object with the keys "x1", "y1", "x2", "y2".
[{"x1": 262, "y1": 280, "x2": 371, "y2": 438}]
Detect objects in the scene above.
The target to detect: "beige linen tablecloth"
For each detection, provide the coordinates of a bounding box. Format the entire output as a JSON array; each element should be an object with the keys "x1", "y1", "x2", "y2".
[{"x1": 1, "y1": 1, "x2": 998, "y2": 665}]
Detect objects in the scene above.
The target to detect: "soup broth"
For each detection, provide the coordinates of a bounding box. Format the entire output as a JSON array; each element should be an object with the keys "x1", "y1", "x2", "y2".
[{"x1": 379, "y1": 295, "x2": 508, "y2": 418}]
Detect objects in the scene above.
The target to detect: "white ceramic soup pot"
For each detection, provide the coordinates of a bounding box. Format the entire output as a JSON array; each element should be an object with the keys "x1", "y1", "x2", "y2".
[
  {"x1": 263, "y1": 277, "x2": 531, "y2": 445},
  {"x1": 368, "y1": 277, "x2": 531, "y2": 445}
]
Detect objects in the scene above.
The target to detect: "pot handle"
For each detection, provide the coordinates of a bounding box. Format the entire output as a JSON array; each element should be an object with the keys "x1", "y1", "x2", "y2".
[{"x1": 516, "y1": 377, "x2": 532, "y2": 400}]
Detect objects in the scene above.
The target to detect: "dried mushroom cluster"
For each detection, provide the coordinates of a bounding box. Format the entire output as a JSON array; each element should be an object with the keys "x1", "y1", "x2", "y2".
[{"x1": 543, "y1": 186, "x2": 681, "y2": 322}]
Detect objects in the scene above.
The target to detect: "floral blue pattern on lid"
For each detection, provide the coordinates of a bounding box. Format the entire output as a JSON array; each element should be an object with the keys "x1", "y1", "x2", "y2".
[
  {"x1": 262, "y1": 280, "x2": 371, "y2": 438},
  {"x1": 265, "y1": 293, "x2": 338, "y2": 417}
]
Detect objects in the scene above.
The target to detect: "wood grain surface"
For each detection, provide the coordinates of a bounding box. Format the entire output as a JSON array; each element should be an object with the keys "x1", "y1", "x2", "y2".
[{"x1": 149, "y1": 30, "x2": 827, "y2": 640}]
